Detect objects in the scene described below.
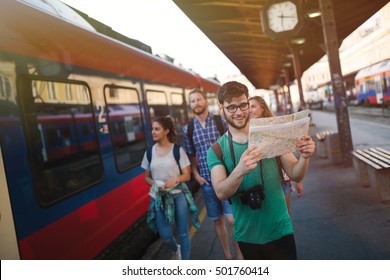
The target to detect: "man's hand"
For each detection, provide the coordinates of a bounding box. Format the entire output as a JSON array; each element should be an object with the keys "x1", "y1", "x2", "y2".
[
  {"x1": 194, "y1": 173, "x2": 209, "y2": 186},
  {"x1": 236, "y1": 144, "x2": 263, "y2": 176},
  {"x1": 296, "y1": 135, "x2": 315, "y2": 159}
]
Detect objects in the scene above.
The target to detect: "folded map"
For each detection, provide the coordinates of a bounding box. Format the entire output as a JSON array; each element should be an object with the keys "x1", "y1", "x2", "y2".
[{"x1": 248, "y1": 110, "x2": 310, "y2": 158}]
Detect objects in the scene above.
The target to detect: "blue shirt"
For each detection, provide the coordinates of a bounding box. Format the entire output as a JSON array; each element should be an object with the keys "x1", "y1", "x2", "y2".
[{"x1": 183, "y1": 113, "x2": 228, "y2": 182}]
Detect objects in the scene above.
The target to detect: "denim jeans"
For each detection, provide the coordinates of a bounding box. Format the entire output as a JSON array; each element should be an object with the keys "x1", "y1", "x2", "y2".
[
  {"x1": 155, "y1": 191, "x2": 190, "y2": 259},
  {"x1": 201, "y1": 183, "x2": 232, "y2": 220}
]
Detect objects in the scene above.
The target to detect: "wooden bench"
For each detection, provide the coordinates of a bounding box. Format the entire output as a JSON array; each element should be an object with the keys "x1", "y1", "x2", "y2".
[
  {"x1": 315, "y1": 130, "x2": 332, "y2": 158},
  {"x1": 351, "y1": 147, "x2": 390, "y2": 202}
]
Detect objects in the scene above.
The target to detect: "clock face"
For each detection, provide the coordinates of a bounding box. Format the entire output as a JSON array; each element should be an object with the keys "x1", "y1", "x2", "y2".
[{"x1": 267, "y1": 1, "x2": 298, "y2": 33}]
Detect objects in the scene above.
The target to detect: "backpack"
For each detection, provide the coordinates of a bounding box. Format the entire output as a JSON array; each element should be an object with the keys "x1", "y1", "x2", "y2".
[
  {"x1": 146, "y1": 143, "x2": 182, "y2": 174},
  {"x1": 187, "y1": 114, "x2": 225, "y2": 151}
]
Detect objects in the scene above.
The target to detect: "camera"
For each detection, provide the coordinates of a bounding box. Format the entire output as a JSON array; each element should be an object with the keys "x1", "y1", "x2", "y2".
[{"x1": 239, "y1": 185, "x2": 265, "y2": 210}]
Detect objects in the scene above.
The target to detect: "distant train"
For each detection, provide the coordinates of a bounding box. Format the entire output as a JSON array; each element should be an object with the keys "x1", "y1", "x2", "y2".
[
  {"x1": 355, "y1": 58, "x2": 390, "y2": 105},
  {"x1": 0, "y1": 0, "x2": 220, "y2": 259}
]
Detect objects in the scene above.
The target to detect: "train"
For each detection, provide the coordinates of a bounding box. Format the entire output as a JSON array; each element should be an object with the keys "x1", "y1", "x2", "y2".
[
  {"x1": 0, "y1": 0, "x2": 220, "y2": 259},
  {"x1": 355, "y1": 58, "x2": 390, "y2": 105}
]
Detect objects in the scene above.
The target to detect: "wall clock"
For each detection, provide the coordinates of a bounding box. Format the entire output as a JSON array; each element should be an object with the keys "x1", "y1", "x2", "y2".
[{"x1": 261, "y1": 0, "x2": 304, "y2": 40}]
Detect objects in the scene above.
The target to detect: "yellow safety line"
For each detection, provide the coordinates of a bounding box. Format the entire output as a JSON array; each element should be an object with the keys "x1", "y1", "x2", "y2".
[{"x1": 189, "y1": 206, "x2": 207, "y2": 239}]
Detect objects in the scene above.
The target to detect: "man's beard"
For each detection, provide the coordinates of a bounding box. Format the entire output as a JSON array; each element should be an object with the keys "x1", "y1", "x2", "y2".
[
  {"x1": 193, "y1": 105, "x2": 207, "y2": 115},
  {"x1": 223, "y1": 111, "x2": 249, "y2": 129}
]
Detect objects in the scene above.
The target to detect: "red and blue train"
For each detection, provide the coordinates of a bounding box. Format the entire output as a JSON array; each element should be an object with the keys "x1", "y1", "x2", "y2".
[
  {"x1": 0, "y1": 0, "x2": 220, "y2": 259},
  {"x1": 355, "y1": 58, "x2": 390, "y2": 105}
]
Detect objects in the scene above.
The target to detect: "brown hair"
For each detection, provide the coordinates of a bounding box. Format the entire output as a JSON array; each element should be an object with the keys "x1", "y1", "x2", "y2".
[
  {"x1": 153, "y1": 116, "x2": 177, "y2": 143},
  {"x1": 248, "y1": 96, "x2": 274, "y2": 118},
  {"x1": 217, "y1": 81, "x2": 249, "y2": 104},
  {"x1": 189, "y1": 88, "x2": 207, "y2": 100}
]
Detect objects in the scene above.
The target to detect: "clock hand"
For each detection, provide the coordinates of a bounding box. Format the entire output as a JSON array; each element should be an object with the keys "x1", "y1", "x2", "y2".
[{"x1": 278, "y1": 13, "x2": 284, "y2": 28}]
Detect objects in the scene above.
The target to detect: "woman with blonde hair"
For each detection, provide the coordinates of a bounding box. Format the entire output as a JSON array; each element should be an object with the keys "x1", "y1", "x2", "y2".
[
  {"x1": 248, "y1": 95, "x2": 274, "y2": 119},
  {"x1": 248, "y1": 96, "x2": 303, "y2": 215}
]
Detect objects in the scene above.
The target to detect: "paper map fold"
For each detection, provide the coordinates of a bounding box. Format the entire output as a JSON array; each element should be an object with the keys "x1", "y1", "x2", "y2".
[{"x1": 248, "y1": 110, "x2": 310, "y2": 158}]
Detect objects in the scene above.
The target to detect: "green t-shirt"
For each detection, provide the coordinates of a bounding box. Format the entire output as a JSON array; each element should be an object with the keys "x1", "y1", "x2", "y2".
[{"x1": 207, "y1": 134, "x2": 293, "y2": 244}]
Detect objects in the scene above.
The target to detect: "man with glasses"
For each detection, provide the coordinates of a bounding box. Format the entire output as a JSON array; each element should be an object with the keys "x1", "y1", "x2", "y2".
[
  {"x1": 183, "y1": 88, "x2": 243, "y2": 260},
  {"x1": 207, "y1": 81, "x2": 315, "y2": 259}
]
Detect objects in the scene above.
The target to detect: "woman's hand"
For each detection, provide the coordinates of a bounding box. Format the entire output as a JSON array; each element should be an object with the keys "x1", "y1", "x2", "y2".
[{"x1": 163, "y1": 177, "x2": 178, "y2": 190}]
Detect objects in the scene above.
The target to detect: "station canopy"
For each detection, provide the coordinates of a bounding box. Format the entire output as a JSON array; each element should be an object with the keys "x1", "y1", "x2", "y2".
[{"x1": 173, "y1": 0, "x2": 389, "y2": 89}]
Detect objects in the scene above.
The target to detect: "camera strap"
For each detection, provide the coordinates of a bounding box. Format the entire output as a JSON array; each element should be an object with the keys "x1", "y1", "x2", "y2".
[{"x1": 227, "y1": 131, "x2": 264, "y2": 189}]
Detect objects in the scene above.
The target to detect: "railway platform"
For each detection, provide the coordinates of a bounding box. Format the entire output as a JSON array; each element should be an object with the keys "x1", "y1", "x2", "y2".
[{"x1": 142, "y1": 110, "x2": 390, "y2": 260}]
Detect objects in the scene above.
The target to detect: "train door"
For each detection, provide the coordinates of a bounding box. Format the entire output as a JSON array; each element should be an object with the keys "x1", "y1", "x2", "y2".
[
  {"x1": 184, "y1": 89, "x2": 193, "y2": 119},
  {"x1": 104, "y1": 85, "x2": 147, "y2": 172},
  {"x1": 374, "y1": 76, "x2": 383, "y2": 104},
  {"x1": 0, "y1": 145, "x2": 20, "y2": 259},
  {"x1": 170, "y1": 91, "x2": 188, "y2": 144}
]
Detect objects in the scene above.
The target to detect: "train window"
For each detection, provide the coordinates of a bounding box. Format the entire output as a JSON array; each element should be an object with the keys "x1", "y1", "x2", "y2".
[
  {"x1": 105, "y1": 86, "x2": 146, "y2": 172},
  {"x1": 0, "y1": 75, "x2": 11, "y2": 98},
  {"x1": 360, "y1": 83, "x2": 365, "y2": 94},
  {"x1": 170, "y1": 92, "x2": 188, "y2": 144},
  {"x1": 375, "y1": 80, "x2": 382, "y2": 93},
  {"x1": 146, "y1": 90, "x2": 169, "y2": 118},
  {"x1": 20, "y1": 78, "x2": 103, "y2": 206},
  {"x1": 184, "y1": 90, "x2": 195, "y2": 120},
  {"x1": 65, "y1": 84, "x2": 73, "y2": 100},
  {"x1": 367, "y1": 80, "x2": 375, "y2": 91},
  {"x1": 47, "y1": 81, "x2": 56, "y2": 100},
  {"x1": 147, "y1": 91, "x2": 167, "y2": 105},
  {"x1": 171, "y1": 93, "x2": 183, "y2": 105},
  {"x1": 206, "y1": 92, "x2": 221, "y2": 115}
]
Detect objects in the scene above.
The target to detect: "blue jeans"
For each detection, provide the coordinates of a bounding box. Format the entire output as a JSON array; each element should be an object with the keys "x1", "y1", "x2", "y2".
[
  {"x1": 201, "y1": 183, "x2": 232, "y2": 220},
  {"x1": 282, "y1": 181, "x2": 293, "y2": 195},
  {"x1": 155, "y1": 192, "x2": 190, "y2": 259}
]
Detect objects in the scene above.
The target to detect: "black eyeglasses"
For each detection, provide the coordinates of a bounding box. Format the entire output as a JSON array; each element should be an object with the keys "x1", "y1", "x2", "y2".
[{"x1": 224, "y1": 102, "x2": 249, "y2": 113}]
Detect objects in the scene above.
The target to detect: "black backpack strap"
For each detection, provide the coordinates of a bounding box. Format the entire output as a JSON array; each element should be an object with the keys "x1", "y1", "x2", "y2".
[
  {"x1": 146, "y1": 146, "x2": 152, "y2": 165},
  {"x1": 147, "y1": 144, "x2": 182, "y2": 175},
  {"x1": 187, "y1": 115, "x2": 224, "y2": 153},
  {"x1": 173, "y1": 143, "x2": 182, "y2": 174},
  {"x1": 214, "y1": 114, "x2": 225, "y2": 136}
]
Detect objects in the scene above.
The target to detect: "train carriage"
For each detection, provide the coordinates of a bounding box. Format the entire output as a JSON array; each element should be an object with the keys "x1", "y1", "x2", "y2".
[
  {"x1": 355, "y1": 59, "x2": 390, "y2": 105},
  {"x1": 0, "y1": 0, "x2": 220, "y2": 259}
]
